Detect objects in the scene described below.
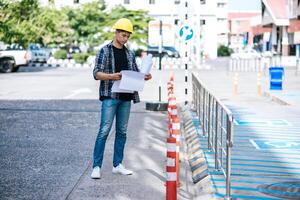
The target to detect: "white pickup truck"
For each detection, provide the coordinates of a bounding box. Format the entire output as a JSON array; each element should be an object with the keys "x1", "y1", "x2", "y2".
[{"x1": 0, "y1": 45, "x2": 29, "y2": 73}]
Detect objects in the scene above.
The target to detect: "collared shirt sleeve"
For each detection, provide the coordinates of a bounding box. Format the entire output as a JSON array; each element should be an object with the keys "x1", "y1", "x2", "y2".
[
  {"x1": 132, "y1": 53, "x2": 140, "y2": 72},
  {"x1": 93, "y1": 48, "x2": 106, "y2": 80}
]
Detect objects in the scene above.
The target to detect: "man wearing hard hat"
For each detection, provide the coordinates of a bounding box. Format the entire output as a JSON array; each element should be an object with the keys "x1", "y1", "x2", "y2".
[{"x1": 91, "y1": 18, "x2": 152, "y2": 179}]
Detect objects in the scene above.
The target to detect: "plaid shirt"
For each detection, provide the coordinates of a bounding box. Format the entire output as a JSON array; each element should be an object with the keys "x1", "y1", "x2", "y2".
[{"x1": 93, "y1": 41, "x2": 140, "y2": 103}]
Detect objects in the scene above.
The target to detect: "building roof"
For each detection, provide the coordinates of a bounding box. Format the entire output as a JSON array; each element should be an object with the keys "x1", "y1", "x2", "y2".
[{"x1": 262, "y1": 0, "x2": 289, "y2": 26}]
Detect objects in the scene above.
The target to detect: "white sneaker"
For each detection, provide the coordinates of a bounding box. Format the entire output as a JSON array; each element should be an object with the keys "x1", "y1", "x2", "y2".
[
  {"x1": 91, "y1": 166, "x2": 101, "y2": 179},
  {"x1": 112, "y1": 164, "x2": 133, "y2": 175}
]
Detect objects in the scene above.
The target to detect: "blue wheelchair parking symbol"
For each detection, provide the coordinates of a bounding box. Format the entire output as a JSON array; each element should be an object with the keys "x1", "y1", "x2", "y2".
[{"x1": 179, "y1": 26, "x2": 194, "y2": 41}]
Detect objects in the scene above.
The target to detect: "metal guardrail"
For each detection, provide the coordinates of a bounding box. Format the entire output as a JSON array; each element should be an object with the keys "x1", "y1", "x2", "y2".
[
  {"x1": 229, "y1": 57, "x2": 263, "y2": 72},
  {"x1": 229, "y1": 56, "x2": 300, "y2": 76},
  {"x1": 192, "y1": 73, "x2": 234, "y2": 199}
]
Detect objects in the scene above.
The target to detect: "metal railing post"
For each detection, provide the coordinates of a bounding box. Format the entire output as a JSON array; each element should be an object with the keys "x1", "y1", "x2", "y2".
[
  {"x1": 225, "y1": 114, "x2": 234, "y2": 200},
  {"x1": 214, "y1": 103, "x2": 219, "y2": 170},
  {"x1": 207, "y1": 94, "x2": 212, "y2": 150}
]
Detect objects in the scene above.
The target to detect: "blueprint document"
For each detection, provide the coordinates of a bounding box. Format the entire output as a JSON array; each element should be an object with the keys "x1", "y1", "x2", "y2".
[{"x1": 111, "y1": 55, "x2": 153, "y2": 93}]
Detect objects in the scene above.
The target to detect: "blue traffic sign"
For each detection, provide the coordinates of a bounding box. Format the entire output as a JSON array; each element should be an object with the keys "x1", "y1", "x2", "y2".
[
  {"x1": 251, "y1": 139, "x2": 300, "y2": 149},
  {"x1": 179, "y1": 26, "x2": 194, "y2": 41}
]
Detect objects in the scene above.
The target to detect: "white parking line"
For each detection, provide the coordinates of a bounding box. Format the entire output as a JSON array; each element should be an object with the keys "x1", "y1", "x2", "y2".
[{"x1": 64, "y1": 88, "x2": 92, "y2": 99}]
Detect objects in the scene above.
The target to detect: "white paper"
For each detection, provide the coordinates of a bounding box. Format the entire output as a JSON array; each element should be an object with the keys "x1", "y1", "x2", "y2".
[
  {"x1": 140, "y1": 54, "x2": 153, "y2": 74},
  {"x1": 111, "y1": 80, "x2": 134, "y2": 93},
  {"x1": 119, "y1": 70, "x2": 145, "y2": 91}
]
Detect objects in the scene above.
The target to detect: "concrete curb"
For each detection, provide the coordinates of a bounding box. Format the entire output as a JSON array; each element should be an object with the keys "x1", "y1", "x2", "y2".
[
  {"x1": 263, "y1": 91, "x2": 290, "y2": 105},
  {"x1": 179, "y1": 104, "x2": 216, "y2": 199},
  {"x1": 28, "y1": 62, "x2": 93, "y2": 68}
]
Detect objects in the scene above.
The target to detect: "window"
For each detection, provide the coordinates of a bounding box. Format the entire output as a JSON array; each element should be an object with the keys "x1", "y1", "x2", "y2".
[
  {"x1": 174, "y1": 0, "x2": 180, "y2": 4},
  {"x1": 124, "y1": 0, "x2": 130, "y2": 4},
  {"x1": 217, "y1": 3, "x2": 226, "y2": 7},
  {"x1": 217, "y1": 18, "x2": 227, "y2": 22},
  {"x1": 200, "y1": 20, "x2": 205, "y2": 25},
  {"x1": 200, "y1": 0, "x2": 206, "y2": 4},
  {"x1": 174, "y1": 19, "x2": 179, "y2": 25},
  {"x1": 74, "y1": 0, "x2": 79, "y2": 3},
  {"x1": 149, "y1": 0, "x2": 155, "y2": 4}
]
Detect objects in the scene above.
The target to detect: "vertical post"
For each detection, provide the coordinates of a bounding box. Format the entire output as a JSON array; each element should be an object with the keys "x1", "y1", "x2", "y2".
[
  {"x1": 184, "y1": 0, "x2": 188, "y2": 105},
  {"x1": 225, "y1": 114, "x2": 233, "y2": 200},
  {"x1": 207, "y1": 94, "x2": 211, "y2": 150},
  {"x1": 296, "y1": 58, "x2": 299, "y2": 76},
  {"x1": 214, "y1": 103, "x2": 219, "y2": 170},
  {"x1": 233, "y1": 73, "x2": 238, "y2": 95},
  {"x1": 257, "y1": 72, "x2": 261, "y2": 96},
  {"x1": 202, "y1": 89, "x2": 206, "y2": 137},
  {"x1": 159, "y1": 20, "x2": 163, "y2": 101}
]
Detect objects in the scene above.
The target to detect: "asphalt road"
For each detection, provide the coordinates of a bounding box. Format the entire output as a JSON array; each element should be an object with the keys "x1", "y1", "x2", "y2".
[{"x1": 0, "y1": 67, "x2": 102, "y2": 199}]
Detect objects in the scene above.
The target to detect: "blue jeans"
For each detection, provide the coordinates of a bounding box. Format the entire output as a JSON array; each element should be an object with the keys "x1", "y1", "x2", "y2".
[{"x1": 93, "y1": 99, "x2": 131, "y2": 168}]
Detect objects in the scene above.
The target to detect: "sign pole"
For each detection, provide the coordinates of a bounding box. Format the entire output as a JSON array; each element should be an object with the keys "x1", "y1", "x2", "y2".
[
  {"x1": 184, "y1": 0, "x2": 188, "y2": 105},
  {"x1": 159, "y1": 20, "x2": 163, "y2": 102}
]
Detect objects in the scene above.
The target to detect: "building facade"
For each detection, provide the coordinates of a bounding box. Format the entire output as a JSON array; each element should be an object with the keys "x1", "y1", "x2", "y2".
[{"x1": 261, "y1": 0, "x2": 300, "y2": 56}]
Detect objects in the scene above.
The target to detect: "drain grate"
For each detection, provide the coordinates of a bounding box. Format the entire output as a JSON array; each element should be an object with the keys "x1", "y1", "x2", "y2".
[{"x1": 258, "y1": 181, "x2": 300, "y2": 199}]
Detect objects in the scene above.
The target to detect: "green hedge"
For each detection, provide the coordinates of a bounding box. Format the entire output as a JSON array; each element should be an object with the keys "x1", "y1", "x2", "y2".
[
  {"x1": 73, "y1": 53, "x2": 89, "y2": 64},
  {"x1": 53, "y1": 50, "x2": 67, "y2": 59},
  {"x1": 217, "y1": 45, "x2": 231, "y2": 57}
]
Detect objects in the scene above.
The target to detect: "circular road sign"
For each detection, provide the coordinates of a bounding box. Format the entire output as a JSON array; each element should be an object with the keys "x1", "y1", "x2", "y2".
[{"x1": 179, "y1": 25, "x2": 194, "y2": 41}]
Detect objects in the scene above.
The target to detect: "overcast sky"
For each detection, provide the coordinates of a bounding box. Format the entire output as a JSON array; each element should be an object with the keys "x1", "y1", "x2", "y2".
[{"x1": 228, "y1": 0, "x2": 261, "y2": 11}]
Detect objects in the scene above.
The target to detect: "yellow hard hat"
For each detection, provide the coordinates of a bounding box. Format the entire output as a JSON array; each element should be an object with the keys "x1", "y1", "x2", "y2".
[{"x1": 113, "y1": 18, "x2": 133, "y2": 33}]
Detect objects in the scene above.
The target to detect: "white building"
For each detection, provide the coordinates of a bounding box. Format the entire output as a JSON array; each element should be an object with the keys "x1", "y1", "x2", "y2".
[{"x1": 39, "y1": 0, "x2": 229, "y2": 59}]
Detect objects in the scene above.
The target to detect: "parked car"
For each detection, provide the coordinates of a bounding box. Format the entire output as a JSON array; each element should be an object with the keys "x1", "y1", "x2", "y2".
[
  {"x1": 0, "y1": 44, "x2": 29, "y2": 73},
  {"x1": 147, "y1": 46, "x2": 180, "y2": 58},
  {"x1": 28, "y1": 43, "x2": 50, "y2": 63}
]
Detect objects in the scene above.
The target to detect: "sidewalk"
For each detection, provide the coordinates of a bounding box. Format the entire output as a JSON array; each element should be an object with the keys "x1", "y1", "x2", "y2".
[{"x1": 66, "y1": 102, "x2": 168, "y2": 200}]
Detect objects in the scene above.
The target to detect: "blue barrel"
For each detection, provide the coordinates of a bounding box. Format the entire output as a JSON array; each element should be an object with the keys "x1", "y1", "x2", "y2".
[{"x1": 269, "y1": 66, "x2": 284, "y2": 90}]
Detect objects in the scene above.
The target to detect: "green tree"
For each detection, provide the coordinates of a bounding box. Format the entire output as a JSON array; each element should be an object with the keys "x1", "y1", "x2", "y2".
[
  {"x1": 33, "y1": 7, "x2": 73, "y2": 46},
  {"x1": 0, "y1": 0, "x2": 40, "y2": 47},
  {"x1": 0, "y1": 0, "x2": 72, "y2": 47},
  {"x1": 65, "y1": 0, "x2": 107, "y2": 46}
]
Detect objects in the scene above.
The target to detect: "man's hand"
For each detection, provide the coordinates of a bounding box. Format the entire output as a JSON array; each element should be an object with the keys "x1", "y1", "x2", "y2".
[
  {"x1": 110, "y1": 73, "x2": 122, "y2": 80},
  {"x1": 144, "y1": 73, "x2": 152, "y2": 81}
]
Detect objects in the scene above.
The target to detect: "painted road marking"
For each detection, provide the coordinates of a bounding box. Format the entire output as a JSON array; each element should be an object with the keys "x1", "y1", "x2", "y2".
[
  {"x1": 250, "y1": 139, "x2": 300, "y2": 149},
  {"x1": 64, "y1": 88, "x2": 92, "y2": 99},
  {"x1": 234, "y1": 119, "x2": 290, "y2": 126}
]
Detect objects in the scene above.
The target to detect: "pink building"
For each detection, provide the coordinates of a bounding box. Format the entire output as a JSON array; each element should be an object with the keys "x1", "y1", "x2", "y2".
[
  {"x1": 261, "y1": 0, "x2": 300, "y2": 56},
  {"x1": 228, "y1": 12, "x2": 261, "y2": 51}
]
